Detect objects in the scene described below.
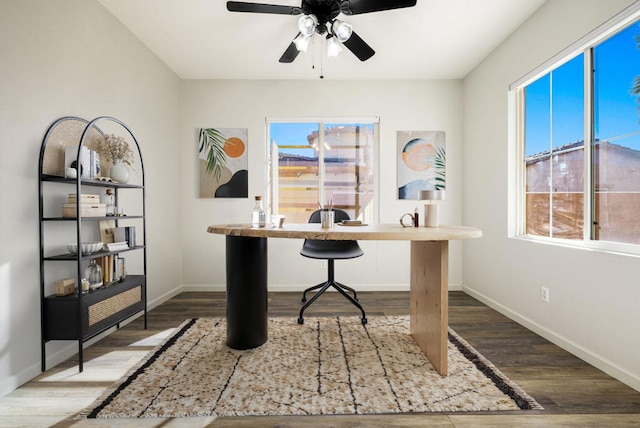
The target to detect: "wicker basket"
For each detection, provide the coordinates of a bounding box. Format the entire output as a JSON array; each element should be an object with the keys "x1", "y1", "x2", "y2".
[{"x1": 88, "y1": 286, "x2": 142, "y2": 326}]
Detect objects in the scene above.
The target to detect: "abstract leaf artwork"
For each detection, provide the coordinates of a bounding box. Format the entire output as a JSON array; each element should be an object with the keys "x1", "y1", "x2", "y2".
[
  {"x1": 397, "y1": 131, "x2": 446, "y2": 200},
  {"x1": 198, "y1": 128, "x2": 248, "y2": 198}
]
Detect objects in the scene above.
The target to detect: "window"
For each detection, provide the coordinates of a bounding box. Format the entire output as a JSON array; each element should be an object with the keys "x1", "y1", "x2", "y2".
[
  {"x1": 524, "y1": 55, "x2": 585, "y2": 239},
  {"x1": 593, "y1": 25, "x2": 640, "y2": 244},
  {"x1": 267, "y1": 119, "x2": 378, "y2": 224},
  {"x1": 514, "y1": 12, "x2": 640, "y2": 249}
]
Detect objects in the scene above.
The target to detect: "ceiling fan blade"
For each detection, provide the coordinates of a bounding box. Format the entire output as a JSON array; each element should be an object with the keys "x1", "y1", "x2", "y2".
[
  {"x1": 279, "y1": 37, "x2": 302, "y2": 63},
  {"x1": 343, "y1": 31, "x2": 375, "y2": 61},
  {"x1": 340, "y1": 0, "x2": 416, "y2": 15},
  {"x1": 227, "y1": 1, "x2": 302, "y2": 15}
]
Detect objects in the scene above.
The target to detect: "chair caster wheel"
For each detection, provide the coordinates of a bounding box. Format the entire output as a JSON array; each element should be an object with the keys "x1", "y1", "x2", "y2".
[
  {"x1": 298, "y1": 317, "x2": 304, "y2": 324},
  {"x1": 361, "y1": 317, "x2": 367, "y2": 325}
]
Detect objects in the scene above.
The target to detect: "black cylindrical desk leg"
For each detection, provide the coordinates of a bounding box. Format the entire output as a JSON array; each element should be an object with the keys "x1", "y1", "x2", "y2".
[{"x1": 225, "y1": 235, "x2": 268, "y2": 349}]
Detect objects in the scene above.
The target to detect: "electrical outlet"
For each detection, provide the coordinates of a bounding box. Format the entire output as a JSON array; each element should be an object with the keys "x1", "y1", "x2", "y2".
[
  {"x1": 320, "y1": 260, "x2": 326, "y2": 269},
  {"x1": 541, "y1": 286, "x2": 550, "y2": 303}
]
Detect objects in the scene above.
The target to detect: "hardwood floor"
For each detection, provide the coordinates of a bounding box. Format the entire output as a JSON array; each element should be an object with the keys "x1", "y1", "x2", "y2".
[{"x1": 2, "y1": 291, "x2": 639, "y2": 427}]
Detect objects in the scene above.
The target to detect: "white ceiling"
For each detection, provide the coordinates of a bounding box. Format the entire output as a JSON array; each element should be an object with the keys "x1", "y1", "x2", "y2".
[{"x1": 98, "y1": 0, "x2": 546, "y2": 80}]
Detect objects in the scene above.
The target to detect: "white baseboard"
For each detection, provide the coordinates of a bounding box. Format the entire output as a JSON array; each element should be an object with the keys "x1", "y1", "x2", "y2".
[
  {"x1": 181, "y1": 283, "x2": 463, "y2": 292},
  {"x1": 462, "y1": 285, "x2": 640, "y2": 392}
]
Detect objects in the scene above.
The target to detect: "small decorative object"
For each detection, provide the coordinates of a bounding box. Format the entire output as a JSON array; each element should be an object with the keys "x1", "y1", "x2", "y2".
[
  {"x1": 272, "y1": 215, "x2": 285, "y2": 228},
  {"x1": 251, "y1": 196, "x2": 266, "y2": 227},
  {"x1": 67, "y1": 241, "x2": 104, "y2": 254},
  {"x1": 54, "y1": 278, "x2": 75, "y2": 296},
  {"x1": 81, "y1": 277, "x2": 90, "y2": 293},
  {"x1": 65, "y1": 146, "x2": 91, "y2": 178},
  {"x1": 84, "y1": 259, "x2": 103, "y2": 289},
  {"x1": 420, "y1": 190, "x2": 445, "y2": 227},
  {"x1": 109, "y1": 160, "x2": 130, "y2": 184},
  {"x1": 400, "y1": 213, "x2": 415, "y2": 227},
  {"x1": 117, "y1": 258, "x2": 126, "y2": 281},
  {"x1": 97, "y1": 134, "x2": 134, "y2": 183},
  {"x1": 320, "y1": 210, "x2": 334, "y2": 228},
  {"x1": 65, "y1": 167, "x2": 77, "y2": 179},
  {"x1": 104, "y1": 189, "x2": 115, "y2": 216}
]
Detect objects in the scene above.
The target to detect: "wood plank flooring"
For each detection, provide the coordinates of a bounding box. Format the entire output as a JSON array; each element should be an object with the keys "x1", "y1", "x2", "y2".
[{"x1": 1, "y1": 291, "x2": 639, "y2": 427}]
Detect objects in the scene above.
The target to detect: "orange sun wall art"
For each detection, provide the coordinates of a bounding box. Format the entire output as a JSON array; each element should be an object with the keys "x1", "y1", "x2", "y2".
[{"x1": 198, "y1": 128, "x2": 248, "y2": 198}]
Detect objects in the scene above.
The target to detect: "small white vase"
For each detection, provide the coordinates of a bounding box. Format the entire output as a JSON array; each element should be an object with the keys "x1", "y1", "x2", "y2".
[{"x1": 110, "y1": 160, "x2": 130, "y2": 183}]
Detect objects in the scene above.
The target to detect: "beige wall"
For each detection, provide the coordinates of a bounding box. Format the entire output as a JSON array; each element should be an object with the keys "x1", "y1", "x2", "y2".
[
  {"x1": 181, "y1": 79, "x2": 465, "y2": 291},
  {"x1": 463, "y1": 0, "x2": 640, "y2": 390},
  {"x1": 0, "y1": 0, "x2": 182, "y2": 395}
]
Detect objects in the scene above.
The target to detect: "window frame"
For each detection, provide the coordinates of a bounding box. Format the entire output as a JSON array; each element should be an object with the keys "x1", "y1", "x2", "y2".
[
  {"x1": 265, "y1": 116, "x2": 380, "y2": 224},
  {"x1": 509, "y1": 3, "x2": 640, "y2": 256}
]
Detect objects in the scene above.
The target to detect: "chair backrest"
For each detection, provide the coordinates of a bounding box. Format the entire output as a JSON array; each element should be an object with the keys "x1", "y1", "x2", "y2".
[{"x1": 301, "y1": 209, "x2": 363, "y2": 260}]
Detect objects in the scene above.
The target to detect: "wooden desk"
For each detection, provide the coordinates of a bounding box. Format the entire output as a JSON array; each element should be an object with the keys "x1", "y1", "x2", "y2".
[{"x1": 207, "y1": 223, "x2": 482, "y2": 375}]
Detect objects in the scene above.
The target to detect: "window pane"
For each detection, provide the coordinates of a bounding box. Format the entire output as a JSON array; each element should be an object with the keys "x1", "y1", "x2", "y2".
[
  {"x1": 593, "y1": 23, "x2": 640, "y2": 244},
  {"x1": 526, "y1": 193, "x2": 550, "y2": 236},
  {"x1": 271, "y1": 122, "x2": 319, "y2": 223},
  {"x1": 552, "y1": 192, "x2": 584, "y2": 239},
  {"x1": 321, "y1": 124, "x2": 375, "y2": 221},
  {"x1": 524, "y1": 54, "x2": 584, "y2": 239},
  {"x1": 269, "y1": 121, "x2": 376, "y2": 224},
  {"x1": 525, "y1": 74, "x2": 551, "y2": 160}
]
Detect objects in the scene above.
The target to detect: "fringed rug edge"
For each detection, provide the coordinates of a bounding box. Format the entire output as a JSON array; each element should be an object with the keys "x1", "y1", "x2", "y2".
[
  {"x1": 447, "y1": 327, "x2": 543, "y2": 410},
  {"x1": 75, "y1": 317, "x2": 207, "y2": 420}
]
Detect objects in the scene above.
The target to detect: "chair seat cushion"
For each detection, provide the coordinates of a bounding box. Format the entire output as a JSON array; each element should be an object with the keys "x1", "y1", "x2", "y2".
[{"x1": 300, "y1": 239, "x2": 364, "y2": 260}]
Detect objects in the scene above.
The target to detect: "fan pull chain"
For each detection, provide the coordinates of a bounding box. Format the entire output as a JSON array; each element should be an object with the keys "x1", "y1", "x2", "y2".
[
  {"x1": 319, "y1": 36, "x2": 324, "y2": 79},
  {"x1": 311, "y1": 35, "x2": 316, "y2": 72}
]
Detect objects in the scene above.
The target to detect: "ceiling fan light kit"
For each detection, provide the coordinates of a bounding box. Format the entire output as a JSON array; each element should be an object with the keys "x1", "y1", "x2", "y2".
[
  {"x1": 332, "y1": 19, "x2": 353, "y2": 43},
  {"x1": 226, "y1": 0, "x2": 417, "y2": 68},
  {"x1": 293, "y1": 32, "x2": 312, "y2": 51},
  {"x1": 298, "y1": 14, "x2": 318, "y2": 36},
  {"x1": 326, "y1": 35, "x2": 343, "y2": 57}
]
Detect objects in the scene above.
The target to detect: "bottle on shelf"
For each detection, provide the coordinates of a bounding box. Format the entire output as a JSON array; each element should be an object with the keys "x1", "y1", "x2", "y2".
[
  {"x1": 104, "y1": 189, "x2": 115, "y2": 216},
  {"x1": 251, "y1": 196, "x2": 266, "y2": 228},
  {"x1": 84, "y1": 260, "x2": 103, "y2": 289}
]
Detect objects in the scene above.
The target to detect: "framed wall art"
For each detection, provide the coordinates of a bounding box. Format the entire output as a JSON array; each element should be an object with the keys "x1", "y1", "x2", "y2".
[
  {"x1": 397, "y1": 131, "x2": 446, "y2": 200},
  {"x1": 198, "y1": 128, "x2": 248, "y2": 198}
]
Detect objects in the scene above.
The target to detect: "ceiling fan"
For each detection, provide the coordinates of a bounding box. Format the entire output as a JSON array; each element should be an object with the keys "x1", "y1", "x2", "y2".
[{"x1": 226, "y1": 0, "x2": 417, "y2": 63}]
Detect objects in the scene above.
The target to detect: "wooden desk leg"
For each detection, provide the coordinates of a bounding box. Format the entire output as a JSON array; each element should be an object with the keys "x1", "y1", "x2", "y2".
[{"x1": 410, "y1": 240, "x2": 449, "y2": 376}]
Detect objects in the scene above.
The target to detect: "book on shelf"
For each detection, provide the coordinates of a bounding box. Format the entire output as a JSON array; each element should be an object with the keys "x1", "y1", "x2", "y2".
[
  {"x1": 96, "y1": 256, "x2": 109, "y2": 284},
  {"x1": 96, "y1": 254, "x2": 123, "y2": 284},
  {"x1": 105, "y1": 241, "x2": 129, "y2": 252},
  {"x1": 114, "y1": 226, "x2": 136, "y2": 248}
]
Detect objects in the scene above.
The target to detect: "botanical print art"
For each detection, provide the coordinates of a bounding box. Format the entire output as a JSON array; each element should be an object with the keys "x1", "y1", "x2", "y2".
[
  {"x1": 397, "y1": 131, "x2": 445, "y2": 200},
  {"x1": 198, "y1": 128, "x2": 248, "y2": 198}
]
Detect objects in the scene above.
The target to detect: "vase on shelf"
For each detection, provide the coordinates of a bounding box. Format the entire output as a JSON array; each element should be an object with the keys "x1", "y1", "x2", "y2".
[{"x1": 110, "y1": 160, "x2": 130, "y2": 183}]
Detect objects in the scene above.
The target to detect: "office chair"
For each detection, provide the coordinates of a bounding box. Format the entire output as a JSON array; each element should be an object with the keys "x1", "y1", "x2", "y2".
[{"x1": 297, "y1": 209, "x2": 367, "y2": 325}]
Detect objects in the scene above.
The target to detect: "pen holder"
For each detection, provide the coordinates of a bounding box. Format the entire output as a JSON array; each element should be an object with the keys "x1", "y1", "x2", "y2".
[{"x1": 320, "y1": 210, "x2": 334, "y2": 228}]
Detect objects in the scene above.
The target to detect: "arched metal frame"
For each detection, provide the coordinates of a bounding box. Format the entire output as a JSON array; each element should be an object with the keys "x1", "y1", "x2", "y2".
[{"x1": 38, "y1": 116, "x2": 147, "y2": 372}]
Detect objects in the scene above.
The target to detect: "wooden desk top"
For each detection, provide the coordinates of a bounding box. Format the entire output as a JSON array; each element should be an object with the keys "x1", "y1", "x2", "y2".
[{"x1": 207, "y1": 223, "x2": 482, "y2": 241}]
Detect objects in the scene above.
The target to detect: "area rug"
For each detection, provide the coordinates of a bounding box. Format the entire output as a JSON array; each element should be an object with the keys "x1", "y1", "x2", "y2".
[{"x1": 81, "y1": 316, "x2": 542, "y2": 419}]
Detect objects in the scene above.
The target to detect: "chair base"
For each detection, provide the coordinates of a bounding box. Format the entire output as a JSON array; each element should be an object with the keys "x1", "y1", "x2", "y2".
[
  {"x1": 298, "y1": 280, "x2": 367, "y2": 325},
  {"x1": 302, "y1": 281, "x2": 358, "y2": 303}
]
